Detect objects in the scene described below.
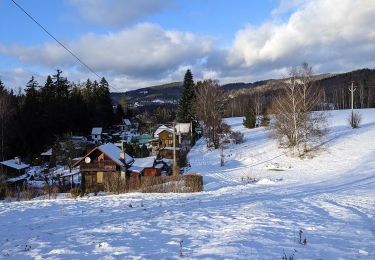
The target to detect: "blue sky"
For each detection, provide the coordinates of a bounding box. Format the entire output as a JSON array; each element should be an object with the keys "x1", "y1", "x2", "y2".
[{"x1": 1, "y1": 0, "x2": 375, "y2": 91}]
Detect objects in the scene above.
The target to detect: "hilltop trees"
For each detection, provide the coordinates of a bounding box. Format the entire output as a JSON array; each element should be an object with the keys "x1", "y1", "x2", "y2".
[
  {"x1": 177, "y1": 69, "x2": 196, "y2": 123},
  {"x1": 270, "y1": 63, "x2": 327, "y2": 156},
  {"x1": 0, "y1": 70, "x2": 116, "y2": 159}
]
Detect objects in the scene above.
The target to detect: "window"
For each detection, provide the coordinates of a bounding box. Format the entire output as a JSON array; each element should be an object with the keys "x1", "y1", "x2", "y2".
[{"x1": 97, "y1": 172, "x2": 103, "y2": 184}]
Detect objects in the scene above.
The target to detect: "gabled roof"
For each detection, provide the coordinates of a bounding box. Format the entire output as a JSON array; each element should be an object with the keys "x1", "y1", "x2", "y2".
[
  {"x1": 98, "y1": 143, "x2": 133, "y2": 166},
  {"x1": 132, "y1": 156, "x2": 156, "y2": 168},
  {"x1": 72, "y1": 143, "x2": 133, "y2": 168},
  {"x1": 91, "y1": 127, "x2": 103, "y2": 135},
  {"x1": 154, "y1": 125, "x2": 169, "y2": 137},
  {"x1": 122, "y1": 118, "x2": 131, "y2": 126},
  {"x1": 158, "y1": 129, "x2": 180, "y2": 136},
  {"x1": 41, "y1": 148, "x2": 52, "y2": 156},
  {"x1": 0, "y1": 159, "x2": 29, "y2": 170}
]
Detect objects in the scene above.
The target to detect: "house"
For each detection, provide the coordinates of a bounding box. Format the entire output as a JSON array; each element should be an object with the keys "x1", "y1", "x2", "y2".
[
  {"x1": 153, "y1": 125, "x2": 169, "y2": 138},
  {"x1": 91, "y1": 127, "x2": 103, "y2": 144},
  {"x1": 72, "y1": 143, "x2": 134, "y2": 192},
  {"x1": 128, "y1": 156, "x2": 164, "y2": 177},
  {"x1": 175, "y1": 122, "x2": 192, "y2": 148},
  {"x1": 0, "y1": 157, "x2": 30, "y2": 178},
  {"x1": 158, "y1": 129, "x2": 180, "y2": 147},
  {"x1": 40, "y1": 148, "x2": 52, "y2": 163}
]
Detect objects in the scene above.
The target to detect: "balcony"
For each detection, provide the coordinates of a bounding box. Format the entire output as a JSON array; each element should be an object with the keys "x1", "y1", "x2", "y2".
[{"x1": 80, "y1": 160, "x2": 117, "y2": 172}]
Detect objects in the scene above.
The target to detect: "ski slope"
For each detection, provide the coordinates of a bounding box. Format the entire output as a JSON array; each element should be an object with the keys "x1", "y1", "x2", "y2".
[{"x1": 0, "y1": 109, "x2": 374, "y2": 259}]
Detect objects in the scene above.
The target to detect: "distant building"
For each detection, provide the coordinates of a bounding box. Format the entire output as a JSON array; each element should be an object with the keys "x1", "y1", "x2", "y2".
[
  {"x1": 0, "y1": 157, "x2": 30, "y2": 178},
  {"x1": 91, "y1": 127, "x2": 103, "y2": 144}
]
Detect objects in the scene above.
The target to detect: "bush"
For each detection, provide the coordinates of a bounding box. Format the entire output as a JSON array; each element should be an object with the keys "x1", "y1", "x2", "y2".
[
  {"x1": 23, "y1": 186, "x2": 39, "y2": 200},
  {"x1": 348, "y1": 111, "x2": 362, "y2": 128},
  {"x1": 184, "y1": 174, "x2": 203, "y2": 192},
  {"x1": 230, "y1": 131, "x2": 244, "y2": 144},
  {"x1": 70, "y1": 187, "x2": 82, "y2": 198}
]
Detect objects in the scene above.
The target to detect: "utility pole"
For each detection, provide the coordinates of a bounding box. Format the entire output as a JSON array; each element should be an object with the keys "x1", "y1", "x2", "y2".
[
  {"x1": 349, "y1": 81, "x2": 357, "y2": 128},
  {"x1": 172, "y1": 122, "x2": 179, "y2": 176}
]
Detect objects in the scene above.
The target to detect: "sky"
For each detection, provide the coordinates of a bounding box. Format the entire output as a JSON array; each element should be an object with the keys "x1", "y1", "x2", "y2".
[{"x1": 1, "y1": 0, "x2": 375, "y2": 92}]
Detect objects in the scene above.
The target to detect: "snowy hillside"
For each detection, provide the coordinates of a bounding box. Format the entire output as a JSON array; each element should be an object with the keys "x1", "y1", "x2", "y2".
[{"x1": 1, "y1": 109, "x2": 375, "y2": 259}]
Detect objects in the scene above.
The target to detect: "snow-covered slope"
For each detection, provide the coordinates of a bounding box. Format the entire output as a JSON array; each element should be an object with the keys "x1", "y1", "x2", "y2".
[{"x1": 1, "y1": 109, "x2": 374, "y2": 259}]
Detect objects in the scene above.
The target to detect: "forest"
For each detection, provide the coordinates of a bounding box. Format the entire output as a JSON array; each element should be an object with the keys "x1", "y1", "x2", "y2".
[{"x1": 0, "y1": 70, "x2": 116, "y2": 161}]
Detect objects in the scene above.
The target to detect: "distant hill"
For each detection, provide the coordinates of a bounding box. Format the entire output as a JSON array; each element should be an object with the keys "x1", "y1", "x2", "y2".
[{"x1": 110, "y1": 68, "x2": 375, "y2": 106}]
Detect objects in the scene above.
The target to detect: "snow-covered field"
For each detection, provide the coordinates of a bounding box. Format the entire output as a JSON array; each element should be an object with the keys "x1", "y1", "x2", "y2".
[{"x1": 1, "y1": 109, "x2": 375, "y2": 259}]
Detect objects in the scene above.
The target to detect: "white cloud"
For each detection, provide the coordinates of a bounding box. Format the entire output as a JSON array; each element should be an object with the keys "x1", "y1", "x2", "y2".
[
  {"x1": 221, "y1": 0, "x2": 375, "y2": 76},
  {"x1": 2, "y1": 0, "x2": 375, "y2": 91},
  {"x1": 0, "y1": 23, "x2": 213, "y2": 80},
  {"x1": 66, "y1": 0, "x2": 172, "y2": 27}
]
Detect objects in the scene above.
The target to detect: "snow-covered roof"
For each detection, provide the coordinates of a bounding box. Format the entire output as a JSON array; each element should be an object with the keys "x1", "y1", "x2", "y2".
[
  {"x1": 154, "y1": 163, "x2": 164, "y2": 169},
  {"x1": 0, "y1": 159, "x2": 29, "y2": 170},
  {"x1": 175, "y1": 123, "x2": 191, "y2": 134},
  {"x1": 41, "y1": 148, "x2": 52, "y2": 156},
  {"x1": 154, "y1": 125, "x2": 169, "y2": 137},
  {"x1": 122, "y1": 118, "x2": 131, "y2": 126},
  {"x1": 132, "y1": 156, "x2": 156, "y2": 168},
  {"x1": 98, "y1": 143, "x2": 134, "y2": 166},
  {"x1": 128, "y1": 166, "x2": 144, "y2": 173},
  {"x1": 91, "y1": 127, "x2": 103, "y2": 135}
]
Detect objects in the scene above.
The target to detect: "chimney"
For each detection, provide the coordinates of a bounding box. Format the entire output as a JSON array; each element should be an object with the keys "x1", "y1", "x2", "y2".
[
  {"x1": 14, "y1": 157, "x2": 21, "y2": 164},
  {"x1": 120, "y1": 141, "x2": 125, "y2": 163}
]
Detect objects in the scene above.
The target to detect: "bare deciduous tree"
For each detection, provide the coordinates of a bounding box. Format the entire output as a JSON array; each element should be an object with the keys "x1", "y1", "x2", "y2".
[
  {"x1": 270, "y1": 63, "x2": 327, "y2": 156},
  {"x1": 195, "y1": 79, "x2": 227, "y2": 149}
]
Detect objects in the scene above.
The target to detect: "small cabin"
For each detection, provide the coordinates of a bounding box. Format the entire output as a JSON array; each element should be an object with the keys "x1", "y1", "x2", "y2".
[
  {"x1": 118, "y1": 118, "x2": 132, "y2": 131},
  {"x1": 0, "y1": 157, "x2": 30, "y2": 178},
  {"x1": 91, "y1": 127, "x2": 103, "y2": 144},
  {"x1": 128, "y1": 156, "x2": 164, "y2": 177},
  {"x1": 72, "y1": 143, "x2": 133, "y2": 192}
]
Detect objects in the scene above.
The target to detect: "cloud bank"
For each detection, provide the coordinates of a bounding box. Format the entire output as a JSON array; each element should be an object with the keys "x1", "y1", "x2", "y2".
[{"x1": 1, "y1": 0, "x2": 375, "y2": 91}]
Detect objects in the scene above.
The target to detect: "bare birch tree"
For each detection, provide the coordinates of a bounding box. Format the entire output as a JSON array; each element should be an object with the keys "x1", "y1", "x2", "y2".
[{"x1": 270, "y1": 63, "x2": 327, "y2": 156}]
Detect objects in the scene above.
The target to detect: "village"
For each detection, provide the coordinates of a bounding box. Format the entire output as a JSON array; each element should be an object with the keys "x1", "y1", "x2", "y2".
[{"x1": 0, "y1": 118, "x2": 203, "y2": 199}]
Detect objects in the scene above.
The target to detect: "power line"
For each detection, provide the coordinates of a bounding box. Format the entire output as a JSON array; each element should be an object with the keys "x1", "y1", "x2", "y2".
[{"x1": 10, "y1": 0, "x2": 122, "y2": 92}]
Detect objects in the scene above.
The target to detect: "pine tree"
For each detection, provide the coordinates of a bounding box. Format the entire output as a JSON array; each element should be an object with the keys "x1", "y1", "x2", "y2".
[
  {"x1": 177, "y1": 69, "x2": 195, "y2": 123},
  {"x1": 243, "y1": 104, "x2": 256, "y2": 129}
]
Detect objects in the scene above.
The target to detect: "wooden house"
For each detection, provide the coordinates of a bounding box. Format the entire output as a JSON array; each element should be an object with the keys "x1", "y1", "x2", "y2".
[
  {"x1": 0, "y1": 157, "x2": 30, "y2": 179},
  {"x1": 128, "y1": 156, "x2": 164, "y2": 177},
  {"x1": 72, "y1": 143, "x2": 134, "y2": 192},
  {"x1": 158, "y1": 129, "x2": 180, "y2": 147}
]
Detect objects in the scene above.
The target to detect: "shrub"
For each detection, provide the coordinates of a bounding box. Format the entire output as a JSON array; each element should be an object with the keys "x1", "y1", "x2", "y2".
[
  {"x1": 23, "y1": 186, "x2": 39, "y2": 201},
  {"x1": 348, "y1": 111, "x2": 362, "y2": 128},
  {"x1": 184, "y1": 174, "x2": 203, "y2": 192},
  {"x1": 70, "y1": 187, "x2": 82, "y2": 198}
]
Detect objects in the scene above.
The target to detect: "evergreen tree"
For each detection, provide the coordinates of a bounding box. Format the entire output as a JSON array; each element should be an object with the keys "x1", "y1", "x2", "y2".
[
  {"x1": 177, "y1": 69, "x2": 195, "y2": 122},
  {"x1": 243, "y1": 104, "x2": 256, "y2": 129}
]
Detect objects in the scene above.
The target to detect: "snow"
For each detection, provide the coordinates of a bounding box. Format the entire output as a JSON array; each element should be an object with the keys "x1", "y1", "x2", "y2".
[
  {"x1": 0, "y1": 159, "x2": 29, "y2": 170},
  {"x1": 154, "y1": 125, "x2": 170, "y2": 137},
  {"x1": 175, "y1": 123, "x2": 191, "y2": 134},
  {"x1": 132, "y1": 156, "x2": 156, "y2": 168},
  {"x1": 98, "y1": 143, "x2": 134, "y2": 166},
  {"x1": 1, "y1": 109, "x2": 375, "y2": 259},
  {"x1": 40, "y1": 148, "x2": 52, "y2": 156},
  {"x1": 91, "y1": 127, "x2": 103, "y2": 135},
  {"x1": 122, "y1": 118, "x2": 131, "y2": 126}
]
